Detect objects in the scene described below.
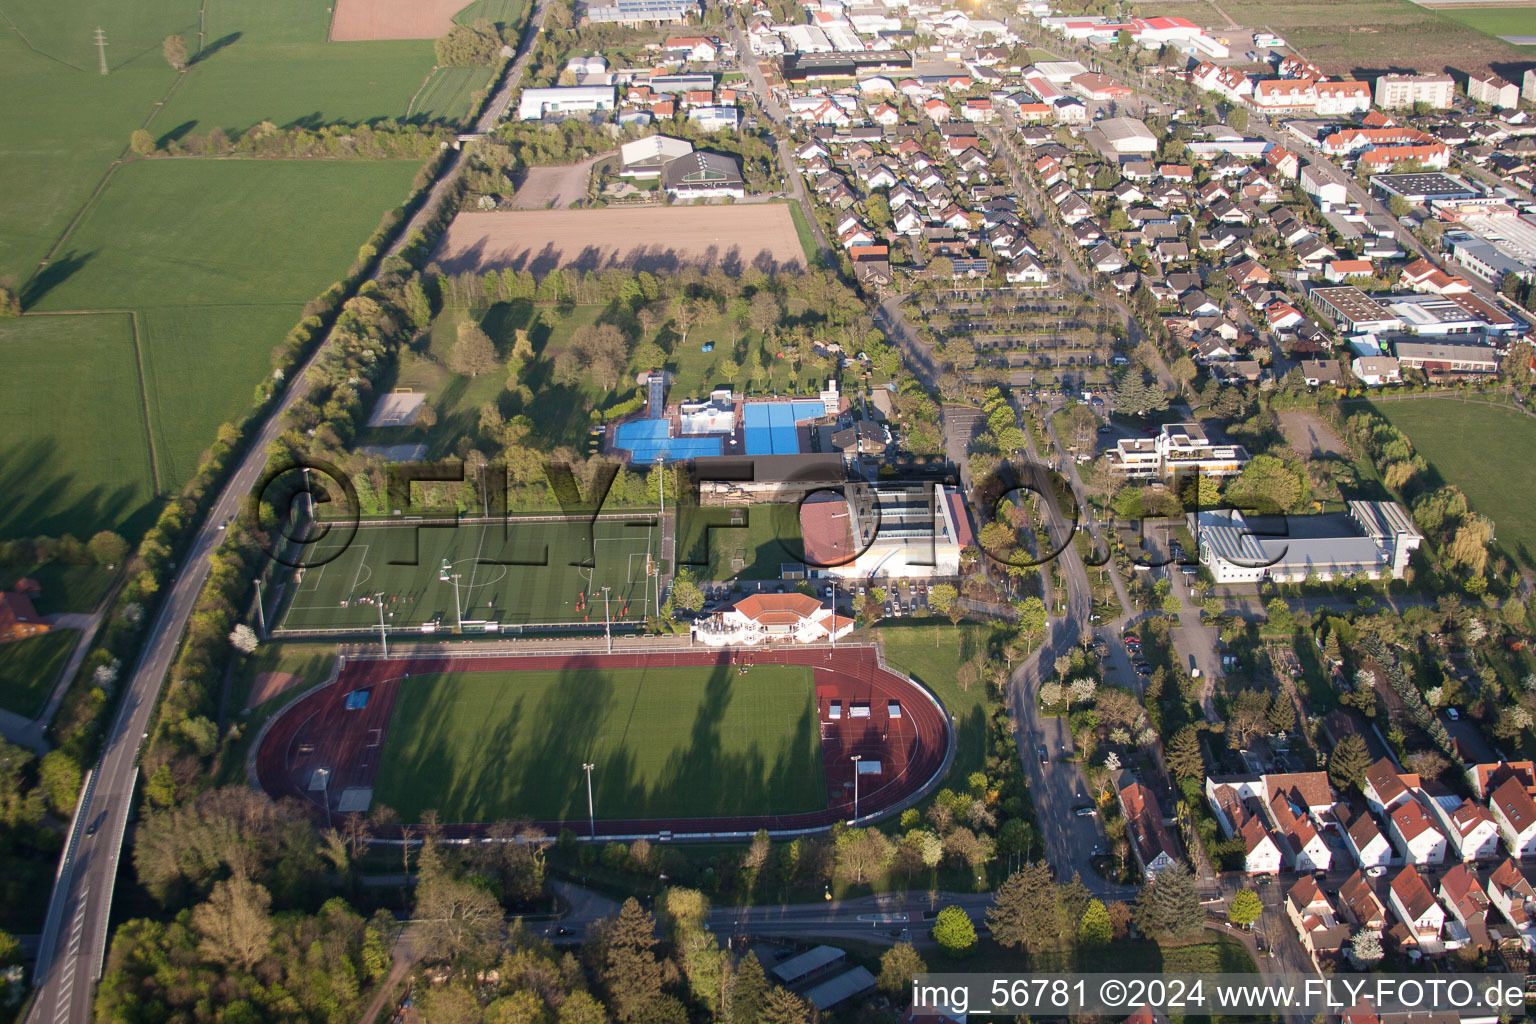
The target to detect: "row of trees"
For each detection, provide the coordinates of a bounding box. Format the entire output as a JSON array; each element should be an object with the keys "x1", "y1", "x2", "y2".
[{"x1": 131, "y1": 120, "x2": 455, "y2": 160}]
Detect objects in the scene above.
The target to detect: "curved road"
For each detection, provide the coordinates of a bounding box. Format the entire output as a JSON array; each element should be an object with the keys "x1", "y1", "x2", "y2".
[{"x1": 24, "y1": 5, "x2": 549, "y2": 1022}]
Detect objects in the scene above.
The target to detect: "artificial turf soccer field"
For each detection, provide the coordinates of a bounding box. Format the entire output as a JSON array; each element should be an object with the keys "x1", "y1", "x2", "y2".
[
  {"x1": 276, "y1": 517, "x2": 660, "y2": 632},
  {"x1": 370, "y1": 664, "x2": 827, "y2": 822}
]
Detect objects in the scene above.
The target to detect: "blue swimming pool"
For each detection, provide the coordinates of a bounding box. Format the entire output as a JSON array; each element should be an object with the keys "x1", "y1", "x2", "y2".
[
  {"x1": 612, "y1": 418, "x2": 723, "y2": 463},
  {"x1": 742, "y1": 401, "x2": 824, "y2": 455}
]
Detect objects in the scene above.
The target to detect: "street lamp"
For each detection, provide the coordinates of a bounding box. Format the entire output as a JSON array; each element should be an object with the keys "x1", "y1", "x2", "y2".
[
  {"x1": 602, "y1": 585, "x2": 612, "y2": 654},
  {"x1": 375, "y1": 591, "x2": 388, "y2": 657},
  {"x1": 317, "y1": 767, "x2": 332, "y2": 831},
  {"x1": 450, "y1": 573, "x2": 463, "y2": 631},
  {"x1": 850, "y1": 754, "x2": 861, "y2": 822},
  {"x1": 582, "y1": 762, "x2": 596, "y2": 838}
]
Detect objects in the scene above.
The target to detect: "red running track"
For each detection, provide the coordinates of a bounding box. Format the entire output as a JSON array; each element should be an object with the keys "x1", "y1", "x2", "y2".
[{"x1": 253, "y1": 645, "x2": 953, "y2": 837}]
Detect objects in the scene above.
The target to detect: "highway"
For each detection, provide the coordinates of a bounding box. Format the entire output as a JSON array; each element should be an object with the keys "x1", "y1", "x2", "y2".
[{"x1": 22, "y1": 6, "x2": 549, "y2": 1022}]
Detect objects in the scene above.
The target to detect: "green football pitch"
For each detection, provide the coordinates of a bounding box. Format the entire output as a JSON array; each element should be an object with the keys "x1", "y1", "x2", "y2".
[
  {"x1": 275, "y1": 516, "x2": 660, "y2": 632},
  {"x1": 371, "y1": 663, "x2": 827, "y2": 822}
]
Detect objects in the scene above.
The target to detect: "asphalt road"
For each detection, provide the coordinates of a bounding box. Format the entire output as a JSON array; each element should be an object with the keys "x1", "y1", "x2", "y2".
[{"x1": 23, "y1": 5, "x2": 551, "y2": 1022}]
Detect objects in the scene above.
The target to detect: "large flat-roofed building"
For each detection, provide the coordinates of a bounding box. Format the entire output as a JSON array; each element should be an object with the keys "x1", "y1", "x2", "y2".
[
  {"x1": 800, "y1": 483, "x2": 972, "y2": 579},
  {"x1": 1086, "y1": 115, "x2": 1158, "y2": 160},
  {"x1": 1108, "y1": 422, "x2": 1250, "y2": 481},
  {"x1": 1374, "y1": 73, "x2": 1454, "y2": 110},
  {"x1": 1308, "y1": 285, "x2": 1403, "y2": 334},
  {"x1": 1448, "y1": 231, "x2": 1536, "y2": 285},
  {"x1": 518, "y1": 86, "x2": 617, "y2": 120},
  {"x1": 1385, "y1": 292, "x2": 1523, "y2": 338},
  {"x1": 619, "y1": 134, "x2": 694, "y2": 178},
  {"x1": 586, "y1": 0, "x2": 698, "y2": 24},
  {"x1": 1190, "y1": 501, "x2": 1423, "y2": 585},
  {"x1": 781, "y1": 50, "x2": 912, "y2": 81},
  {"x1": 1451, "y1": 211, "x2": 1536, "y2": 283},
  {"x1": 1392, "y1": 340, "x2": 1502, "y2": 376},
  {"x1": 662, "y1": 150, "x2": 745, "y2": 198},
  {"x1": 1370, "y1": 172, "x2": 1482, "y2": 206}
]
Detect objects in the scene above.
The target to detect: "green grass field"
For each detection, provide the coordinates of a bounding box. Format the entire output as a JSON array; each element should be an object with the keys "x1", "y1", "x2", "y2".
[
  {"x1": 0, "y1": 629, "x2": 79, "y2": 719},
  {"x1": 372, "y1": 663, "x2": 826, "y2": 822},
  {"x1": 14, "y1": 159, "x2": 421, "y2": 534},
  {"x1": 275, "y1": 516, "x2": 660, "y2": 632},
  {"x1": 0, "y1": 314, "x2": 159, "y2": 540},
  {"x1": 410, "y1": 66, "x2": 496, "y2": 123},
  {"x1": 871, "y1": 622, "x2": 1002, "y2": 789},
  {"x1": 1435, "y1": 5, "x2": 1536, "y2": 45},
  {"x1": 1374, "y1": 397, "x2": 1536, "y2": 568},
  {"x1": 0, "y1": 0, "x2": 509, "y2": 543},
  {"x1": 0, "y1": 561, "x2": 114, "y2": 615},
  {"x1": 675, "y1": 502, "x2": 804, "y2": 580},
  {"x1": 1220, "y1": 0, "x2": 1526, "y2": 73}
]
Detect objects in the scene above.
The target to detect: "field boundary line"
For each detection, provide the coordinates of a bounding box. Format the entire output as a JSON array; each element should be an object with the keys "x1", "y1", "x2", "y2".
[
  {"x1": 28, "y1": 62, "x2": 194, "y2": 288},
  {"x1": 404, "y1": 64, "x2": 442, "y2": 120},
  {"x1": 125, "y1": 310, "x2": 164, "y2": 494},
  {"x1": 0, "y1": 5, "x2": 89, "y2": 71},
  {"x1": 15, "y1": 308, "x2": 161, "y2": 493}
]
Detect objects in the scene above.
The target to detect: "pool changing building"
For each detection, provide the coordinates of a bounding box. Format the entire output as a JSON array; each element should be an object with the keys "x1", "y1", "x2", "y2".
[{"x1": 1189, "y1": 500, "x2": 1423, "y2": 585}]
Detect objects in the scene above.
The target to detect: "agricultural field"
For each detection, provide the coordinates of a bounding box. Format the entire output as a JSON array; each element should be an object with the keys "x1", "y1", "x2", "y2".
[
  {"x1": 435, "y1": 206, "x2": 809, "y2": 276},
  {"x1": 372, "y1": 663, "x2": 826, "y2": 821},
  {"x1": 1220, "y1": 0, "x2": 1526, "y2": 74},
  {"x1": 0, "y1": 0, "x2": 527, "y2": 542},
  {"x1": 1433, "y1": 5, "x2": 1536, "y2": 47},
  {"x1": 0, "y1": 629, "x2": 79, "y2": 719},
  {"x1": 1374, "y1": 398, "x2": 1536, "y2": 568},
  {"x1": 22, "y1": 159, "x2": 422, "y2": 500},
  {"x1": 0, "y1": 314, "x2": 158, "y2": 540}
]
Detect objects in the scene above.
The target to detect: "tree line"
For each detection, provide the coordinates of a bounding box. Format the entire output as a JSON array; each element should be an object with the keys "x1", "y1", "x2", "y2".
[{"x1": 131, "y1": 120, "x2": 455, "y2": 161}]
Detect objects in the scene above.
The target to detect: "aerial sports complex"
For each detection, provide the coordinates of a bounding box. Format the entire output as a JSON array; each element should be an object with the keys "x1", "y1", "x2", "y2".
[{"x1": 251, "y1": 645, "x2": 954, "y2": 837}]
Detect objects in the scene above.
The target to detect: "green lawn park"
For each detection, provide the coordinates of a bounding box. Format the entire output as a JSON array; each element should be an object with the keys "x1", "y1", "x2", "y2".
[
  {"x1": 274, "y1": 514, "x2": 661, "y2": 633},
  {"x1": 371, "y1": 662, "x2": 826, "y2": 822},
  {"x1": 1373, "y1": 397, "x2": 1536, "y2": 568},
  {"x1": 0, "y1": 629, "x2": 79, "y2": 719},
  {"x1": 359, "y1": 299, "x2": 840, "y2": 461}
]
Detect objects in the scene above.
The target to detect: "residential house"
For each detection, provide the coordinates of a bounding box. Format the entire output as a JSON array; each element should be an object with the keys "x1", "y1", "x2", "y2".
[
  {"x1": 1364, "y1": 758, "x2": 1417, "y2": 816},
  {"x1": 1120, "y1": 781, "x2": 1181, "y2": 878},
  {"x1": 1488, "y1": 858, "x2": 1536, "y2": 947},
  {"x1": 1389, "y1": 798, "x2": 1448, "y2": 867},
  {"x1": 1431, "y1": 798, "x2": 1502, "y2": 862},
  {"x1": 1386, "y1": 867, "x2": 1445, "y2": 951},
  {"x1": 1286, "y1": 876, "x2": 1350, "y2": 960},
  {"x1": 1325, "y1": 259, "x2": 1375, "y2": 283},
  {"x1": 1300, "y1": 359, "x2": 1343, "y2": 387},
  {"x1": 1469, "y1": 72, "x2": 1519, "y2": 110},
  {"x1": 0, "y1": 585, "x2": 48, "y2": 643},
  {"x1": 1339, "y1": 870, "x2": 1388, "y2": 932},
  {"x1": 1469, "y1": 761, "x2": 1536, "y2": 801},
  {"x1": 1491, "y1": 776, "x2": 1536, "y2": 858},
  {"x1": 1005, "y1": 254, "x2": 1050, "y2": 285},
  {"x1": 1089, "y1": 242, "x2": 1127, "y2": 274},
  {"x1": 1343, "y1": 810, "x2": 1394, "y2": 871},
  {"x1": 1351, "y1": 356, "x2": 1402, "y2": 387},
  {"x1": 1439, "y1": 863, "x2": 1494, "y2": 950},
  {"x1": 1271, "y1": 789, "x2": 1332, "y2": 872}
]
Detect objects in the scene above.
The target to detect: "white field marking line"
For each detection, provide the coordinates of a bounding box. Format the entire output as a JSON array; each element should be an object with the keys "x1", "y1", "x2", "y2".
[
  {"x1": 344, "y1": 544, "x2": 371, "y2": 601},
  {"x1": 466, "y1": 524, "x2": 489, "y2": 593},
  {"x1": 295, "y1": 559, "x2": 327, "y2": 595}
]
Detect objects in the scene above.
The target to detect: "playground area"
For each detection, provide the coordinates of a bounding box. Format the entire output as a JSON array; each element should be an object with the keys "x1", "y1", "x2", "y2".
[{"x1": 273, "y1": 515, "x2": 659, "y2": 634}]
